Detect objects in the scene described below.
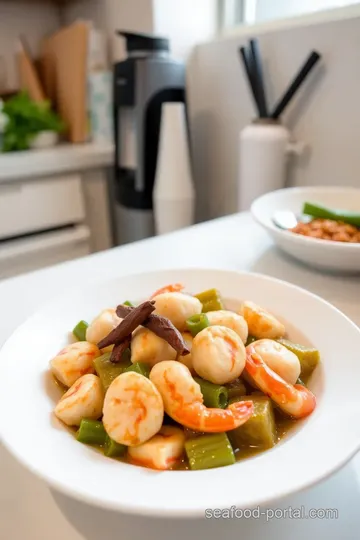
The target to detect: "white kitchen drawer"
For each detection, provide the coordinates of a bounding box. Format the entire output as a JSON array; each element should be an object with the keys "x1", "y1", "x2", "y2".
[
  {"x1": 0, "y1": 224, "x2": 91, "y2": 280},
  {"x1": 0, "y1": 174, "x2": 85, "y2": 240}
]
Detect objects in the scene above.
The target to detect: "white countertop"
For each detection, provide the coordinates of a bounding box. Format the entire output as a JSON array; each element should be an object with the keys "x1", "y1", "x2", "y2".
[
  {"x1": 0, "y1": 142, "x2": 114, "y2": 182},
  {"x1": 0, "y1": 213, "x2": 359, "y2": 540}
]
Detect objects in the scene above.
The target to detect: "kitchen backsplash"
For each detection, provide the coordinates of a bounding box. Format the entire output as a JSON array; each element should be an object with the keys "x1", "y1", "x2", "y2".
[{"x1": 187, "y1": 6, "x2": 360, "y2": 223}]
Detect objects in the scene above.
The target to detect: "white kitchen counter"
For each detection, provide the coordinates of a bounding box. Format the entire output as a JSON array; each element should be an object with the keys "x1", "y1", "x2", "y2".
[
  {"x1": 0, "y1": 142, "x2": 114, "y2": 181},
  {"x1": 0, "y1": 213, "x2": 359, "y2": 540}
]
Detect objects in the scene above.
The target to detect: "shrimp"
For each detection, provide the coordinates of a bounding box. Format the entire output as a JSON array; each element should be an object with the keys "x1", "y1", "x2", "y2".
[
  {"x1": 191, "y1": 326, "x2": 246, "y2": 384},
  {"x1": 251, "y1": 339, "x2": 300, "y2": 385},
  {"x1": 86, "y1": 308, "x2": 122, "y2": 352},
  {"x1": 177, "y1": 332, "x2": 195, "y2": 373},
  {"x1": 54, "y1": 374, "x2": 104, "y2": 426},
  {"x1": 240, "y1": 301, "x2": 286, "y2": 339},
  {"x1": 128, "y1": 425, "x2": 185, "y2": 470},
  {"x1": 102, "y1": 372, "x2": 164, "y2": 446},
  {"x1": 150, "y1": 361, "x2": 253, "y2": 432},
  {"x1": 206, "y1": 310, "x2": 248, "y2": 344},
  {"x1": 150, "y1": 283, "x2": 184, "y2": 299},
  {"x1": 153, "y1": 292, "x2": 202, "y2": 331},
  {"x1": 245, "y1": 344, "x2": 316, "y2": 419},
  {"x1": 131, "y1": 327, "x2": 177, "y2": 366},
  {"x1": 50, "y1": 341, "x2": 100, "y2": 387}
]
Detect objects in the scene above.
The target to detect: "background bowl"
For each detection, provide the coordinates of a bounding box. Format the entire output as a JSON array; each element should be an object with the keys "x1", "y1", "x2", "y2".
[
  {"x1": 251, "y1": 187, "x2": 360, "y2": 273},
  {"x1": 0, "y1": 268, "x2": 360, "y2": 517}
]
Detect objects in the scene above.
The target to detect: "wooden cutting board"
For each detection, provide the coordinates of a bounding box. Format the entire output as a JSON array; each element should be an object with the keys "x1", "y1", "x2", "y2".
[
  {"x1": 40, "y1": 22, "x2": 90, "y2": 143},
  {"x1": 17, "y1": 36, "x2": 46, "y2": 103}
]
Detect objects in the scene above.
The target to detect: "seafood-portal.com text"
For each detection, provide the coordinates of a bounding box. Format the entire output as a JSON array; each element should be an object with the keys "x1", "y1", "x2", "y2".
[{"x1": 205, "y1": 506, "x2": 338, "y2": 521}]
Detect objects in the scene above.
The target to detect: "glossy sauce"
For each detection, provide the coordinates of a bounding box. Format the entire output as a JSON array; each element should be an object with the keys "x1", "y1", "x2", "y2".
[{"x1": 54, "y1": 297, "x2": 316, "y2": 471}]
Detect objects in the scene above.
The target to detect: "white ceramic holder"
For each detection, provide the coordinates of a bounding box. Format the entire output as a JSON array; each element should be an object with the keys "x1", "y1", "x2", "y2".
[
  {"x1": 238, "y1": 119, "x2": 304, "y2": 211},
  {"x1": 153, "y1": 102, "x2": 195, "y2": 235}
]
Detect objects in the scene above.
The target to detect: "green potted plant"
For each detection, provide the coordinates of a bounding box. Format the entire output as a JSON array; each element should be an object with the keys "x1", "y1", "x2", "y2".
[
  {"x1": 0, "y1": 98, "x2": 9, "y2": 152},
  {"x1": 1, "y1": 91, "x2": 65, "y2": 152}
]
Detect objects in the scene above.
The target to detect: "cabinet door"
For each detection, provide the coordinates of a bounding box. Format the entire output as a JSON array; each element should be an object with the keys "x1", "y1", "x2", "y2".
[
  {"x1": 0, "y1": 174, "x2": 85, "y2": 240},
  {"x1": 0, "y1": 224, "x2": 90, "y2": 279}
]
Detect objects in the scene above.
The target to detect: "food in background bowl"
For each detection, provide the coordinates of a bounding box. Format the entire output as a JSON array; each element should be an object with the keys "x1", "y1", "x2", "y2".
[
  {"x1": 50, "y1": 284, "x2": 319, "y2": 471},
  {"x1": 291, "y1": 202, "x2": 360, "y2": 243}
]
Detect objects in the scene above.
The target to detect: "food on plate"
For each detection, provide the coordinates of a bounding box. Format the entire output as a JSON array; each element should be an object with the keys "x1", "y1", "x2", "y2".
[
  {"x1": 116, "y1": 303, "x2": 190, "y2": 355},
  {"x1": 277, "y1": 338, "x2": 320, "y2": 381},
  {"x1": 177, "y1": 332, "x2": 194, "y2": 372},
  {"x1": 130, "y1": 327, "x2": 178, "y2": 366},
  {"x1": 54, "y1": 373, "x2": 104, "y2": 426},
  {"x1": 50, "y1": 284, "x2": 319, "y2": 471},
  {"x1": 86, "y1": 308, "x2": 122, "y2": 352},
  {"x1": 191, "y1": 326, "x2": 246, "y2": 384},
  {"x1": 205, "y1": 310, "x2": 248, "y2": 344},
  {"x1": 93, "y1": 351, "x2": 131, "y2": 391},
  {"x1": 245, "y1": 343, "x2": 316, "y2": 419},
  {"x1": 194, "y1": 288, "x2": 224, "y2": 312},
  {"x1": 128, "y1": 425, "x2": 185, "y2": 470},
  {"x1": 152, "y1": 292, "x2": 202, "y2": 331},
  {"x1": 150, "y1": 361, "x2": 253, "y2": 431},
  {"x1": 102, "y1": 371, "x2": 164, "y2": 446},
  {"x1": 291, "y1": 218, "x2": 360, "y2": 243},
  {"x1": 249, "y1": 339, "x2": 301, "y2": 385},
  {"x1": 227, "y1": 395, "x2": 276, "y2": 450},
  {"x1": 185, "y1": 433, "x2": 235, "y2": 470},
  {"x1": 240, "y1": 301, "x2": 286, "y2": 339},
  {"x1": 291, "y1": 202, "x2": 360, "y2": 243},
  {"x1": 303, "y1": 201, "x2": 360, "y2": 227},
  {"x1": 50, "y1": 342, "x2": 100, "y2": 387}
]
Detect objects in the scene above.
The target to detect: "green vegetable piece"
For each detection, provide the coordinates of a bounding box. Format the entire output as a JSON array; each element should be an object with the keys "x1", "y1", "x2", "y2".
[
  {"x1": 72, "y1": 320, "x2": 89, "y2": 341},
  {"x1": 277, "y1": 338, "x2": 320, "y2": 381},
  {"x1": 245, "y1": 335, "x2": 258, "y2": 346},
  {"x1": 194, "y1": 377, "x2": 228, "y2": 408},
  {"x1": 185, "y1": 433, "x2": 235, "y2": 470},
  {"x1": 194, "y1": 288, "x2": 224, "y2": 312},
  {"x1": 303, "y1": 202, "x2": 360, "y2": 228},
  {"x1": 226, "y1": 378, "x2": 247, "y2": 400},
  {"x1": 124, "y1": 362, "x2": 151, "y2": 378},
  {"x1": 228, "y1": 395, "x2": 276, "y2": 449},
  {"x1": 186, "y1": 314, "x2": 210, "y2": 337},
  {"x1": 104, "y1": 435, "x2": 127, "y2": 458},
  {"x1": 93, "y1": 352, "x2": 131, "y2": 391},
  {"x1": 123, "y1": 300, "x2": 134, "y2": 307},
  {"x1": 76, "y1": 419, "x2": 107, "y2": 446}
]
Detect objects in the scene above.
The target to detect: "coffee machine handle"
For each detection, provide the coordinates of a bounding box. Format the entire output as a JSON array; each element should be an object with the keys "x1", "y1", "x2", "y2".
[{"x1": 136, "y1": 101, "x2": 144, "y2": 192}]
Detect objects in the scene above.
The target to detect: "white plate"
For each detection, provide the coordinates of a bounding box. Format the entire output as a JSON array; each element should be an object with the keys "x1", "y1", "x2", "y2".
[
  {"x1": 251, "y1": 187, "x2": 360, "y2": 273},
  {"x1": 0, "y1": 268, "x2": 360, "y2": 517}
]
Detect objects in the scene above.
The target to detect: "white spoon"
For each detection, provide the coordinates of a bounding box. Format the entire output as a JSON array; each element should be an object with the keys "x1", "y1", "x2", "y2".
[{"x1": 272, "y1": 210, "x2": 312, "y2": 230}]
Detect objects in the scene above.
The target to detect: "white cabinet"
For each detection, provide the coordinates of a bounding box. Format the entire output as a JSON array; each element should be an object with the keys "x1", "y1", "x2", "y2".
[
  {"x1": 0, "y1": 173, "x2": 85, "y2": 240},
  {"x1": 0, "y1": 225, "x2": 90, "y2": 279},
  {"x1": 0, "y1": 143, "x2": 114, "y2": 279}
]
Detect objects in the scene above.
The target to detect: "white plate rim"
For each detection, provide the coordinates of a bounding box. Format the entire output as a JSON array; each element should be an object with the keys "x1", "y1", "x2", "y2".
[
  {"x1": 251, "y1": 186, "x2": 360, "y2": 252},
  {"x1": 0, "y1": 267, "x2": 360, "y2": 517}
]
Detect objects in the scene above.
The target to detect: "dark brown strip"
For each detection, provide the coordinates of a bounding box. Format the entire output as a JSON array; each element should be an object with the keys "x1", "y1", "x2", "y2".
[
  {"x1": 97, "y1": 301, "x2": 155, "y2": 349},
  {"x1": 110, "y1": 336, "x2": 131, "y2": 364},
  {"x1": 116, "y1": 304, "x2": 190, "y2": 356}
]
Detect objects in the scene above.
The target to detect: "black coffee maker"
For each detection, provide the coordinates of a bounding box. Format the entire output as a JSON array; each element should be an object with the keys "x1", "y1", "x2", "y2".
[{"x1": 113, "y1": 31, "x2": 186, "y2": 245}]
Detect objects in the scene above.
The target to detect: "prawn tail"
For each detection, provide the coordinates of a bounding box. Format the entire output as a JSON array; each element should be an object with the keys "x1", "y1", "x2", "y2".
[
  {"x1": 293, "y1": 384, "x2": 317, "y2": 418},
  {"x1": 150, "y1": 283, "x2": 185, "y2": 299},
  {"x1": 227, "y1": 400, "x2": 254, "y2": 427},
  {"x1": 176, "y1": 402, "x2": 254, "y2": 433}
]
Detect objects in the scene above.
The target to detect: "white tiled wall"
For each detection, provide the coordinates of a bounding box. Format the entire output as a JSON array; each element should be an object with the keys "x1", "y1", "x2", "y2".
[{"x1": 0, "y1": 1, "x2": 60, "y2": 91}]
